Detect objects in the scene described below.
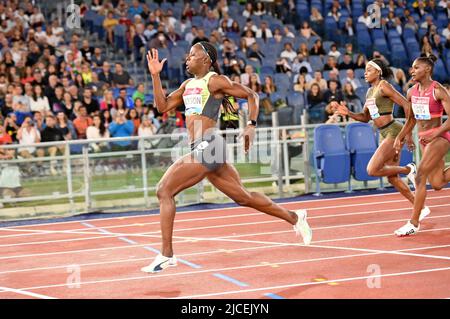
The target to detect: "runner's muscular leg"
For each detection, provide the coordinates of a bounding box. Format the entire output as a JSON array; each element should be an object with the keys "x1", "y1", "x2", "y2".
[
  {"x1": 411, "y1": 138, "x2": 449, "y2": 225},
  {"x1": 157, "y1": 154, "x2": 210, "y2": 256},
  {"x1": 206, "y1": 163, "x2": 297, "y2": 225}
]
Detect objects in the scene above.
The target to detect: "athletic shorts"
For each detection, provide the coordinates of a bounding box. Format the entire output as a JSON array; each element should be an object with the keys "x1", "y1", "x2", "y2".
[
  {"x1": 190, "y1": 132, "x2": 226, "y2": 171},
  {"x1": 379, "y1": 120, "x2": 403, "y2": 143},
  {"x1": 418, "y1": 127, "x2": 450, "y2": 147}
]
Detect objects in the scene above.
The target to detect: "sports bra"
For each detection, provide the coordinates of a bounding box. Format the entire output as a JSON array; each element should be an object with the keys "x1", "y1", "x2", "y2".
[
  {"x1": 182, "y1": 71, "x2": 222, "y2": 121},
  {"x1": 409, "y1": 81, "x2": 444, "y2": 120}
]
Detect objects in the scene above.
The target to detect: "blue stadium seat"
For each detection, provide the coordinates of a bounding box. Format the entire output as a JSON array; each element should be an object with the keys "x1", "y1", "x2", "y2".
[
  {"x1": 399, "y1": 144, "x2": 413, "y2": 177},
  {"x1": 287, "y1": 91, "x2": 305, "y2": 125},
  {"x1": 93, "y1": 14, "x2": 105, "y2": 40},
  {"x1": 313, "y1": 125, "x2": 351, "y2": 195},
  {"x1": 433, "y1": 58, "x2": 448, "y2": 82},
  {"x1": 260, "y1": 65, "x2": 275, "y2": 75},
  {"x1": 70, "y1": 144, "x2": 85, "y2": 155},
  {"x1": 355, "y1": 87, "x2": 367, "y2": 104},
  {"x1": 373, "y1": 38, "x2": 390, "y2": 56},
  {"x1": 436, "y1": 13, "x2": 449, "y2": 28},
  {"x1": 324, "y1": 17, "x2": 338, "y2": 40},
  {"x1": 307, "y1": 102, "x2": 327, "y2": 123},
  {"x1": 287, "y1": 91, "x2": 305, "y2": 108},
  {"x1": 246, "y1": 59, "x2": 261, "y2": 70},
  {"x1": 388, "y1": 29, "x2": 401, "y2": 39},
  {"x1": 394, "y1": 7, "x2": 405, "y2": 17},
  {"x1": 191, "y1": 16, "x2": 203, "y2": 27},
  {"x1": 345, "y1": 123, "x2": 379, "y2": 184},
  {"x1": 273, "y1": 74, "x2": 291, "y2": 93},
  {"x1": 356, "y1": 22, "x2": 368, "y2": 33},
  {"x1": 112, "y1": 88, "x2": 120, "y2": 99},
  {"x1": 277, "y1": 106, "x2": 294, "y2": 126},
  {"x1": 144, "y1": 94, "x2": 154, "y2": 105},
  {"x1": 147, "y1": 0, "x2": 159, "y2": 10},
  {"x1": 114, "y1": 24, "x2": 128, "y2": 52},
  {"x1": 402, "y1": 28, "x2": 416, "y2": 41},
  {"x1": 160, "y1": 2, "x2": 173, "y2": 11},
  {"x1": 269, "y1": 91, "x2": 287, "y2": 105},
  {"x1": 296, "y1": 3, "x2": 309, "y2": 20},
  {"x1": 371, "y1": 29, "x2": 386, "y2": 41},
  {"x1": 357, "y1": 30, "x2": 372, "y2": 56},
  {"x1": 308, "y1": 55, "x2": 324, "y2": 71},
  {"x1": 323, "y1": 41, "x2": 334, "y2": 52},
  {"x1": 354, "y1": 68, "x2": 365, "y2": 81},
  {"x1": 352, "y1": 4, "x2": 363, "y2": 19},
  {"x1": 84, "y1": 10, "x2": 95, "y2": 34}
]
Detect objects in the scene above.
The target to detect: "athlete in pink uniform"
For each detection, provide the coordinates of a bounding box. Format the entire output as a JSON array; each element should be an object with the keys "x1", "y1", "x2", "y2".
[{"x1": 394, "y1": 55, "x2": 450, "y2": 236}]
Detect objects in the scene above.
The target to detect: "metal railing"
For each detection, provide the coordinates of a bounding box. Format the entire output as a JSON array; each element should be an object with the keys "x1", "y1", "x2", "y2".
[
  {"x1": 1, "y1": 117, "x2": 447, "y2": 221},
  {"x1": 0, "y1": 120, "x2": 310, "y2": 218}
]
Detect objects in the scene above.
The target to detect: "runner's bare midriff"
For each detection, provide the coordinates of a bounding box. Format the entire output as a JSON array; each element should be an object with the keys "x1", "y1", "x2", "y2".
[
  {"x1": 372, "y1": 114, "x2": 394, "y2": 128},
  {"x1": 186, "y1": 114, "x2": 217, "y2": 142},
  {"x1": 417, "y1": 117, "x2": 442, "y2": 132}
]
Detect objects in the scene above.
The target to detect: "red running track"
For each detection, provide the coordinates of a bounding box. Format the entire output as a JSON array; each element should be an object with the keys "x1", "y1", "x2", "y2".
[{"x1": 0, "y1": 188, "x2": 449, "y2": 299}]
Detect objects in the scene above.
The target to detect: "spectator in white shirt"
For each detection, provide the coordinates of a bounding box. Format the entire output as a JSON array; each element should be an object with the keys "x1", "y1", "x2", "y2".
[
  {"x1": 283, "y1": 26, "x2": 295, "y2": 38},
  {"x1": 280, "y1": 42, "x2": 297, "y2": 62},
  {"x1": 256, "y1": 21, "x2": 273, "y2": 41},
  {"x1": 138, "y1": 115, "x2": 157, "y2": 149},
  {"x1": 393, "y1": 17, "x2": 402, "y2": 35},
  {"x1": 328, "y1": 43, "x2": 341, "y2": 61},
  {"x1": 242, "y1": 3, "x2": 253, "y2": 18},
  {"x1": 86, "y1": 114, "x2": 110, "y2": 152},
  {"x1": 17, "y1": 116, "x2": 41, "y2": 158},
  {"x1": 342, "y1": 69, "x2": 362, "y2": 90},
  {"x1": 184, "y1": 26, "x2": 197, "y2": 45},
  {"x1": 306, "y1": 71, "x2": 328, "y2": 91},
  {"x1": 51, "y1": 20, "x2": 64, "y2": 38},
  {"x1": 442, "y1": 22, "x2": 450, "y2": 40},
  {"x1": 420, "y1": 15, "x2": 434, "y2": 29},
  {"x1": 358, "y1": 11, "x2": 372, "y2": 28},
  {"x1": 12, "y1": 84, "x2": 31, "y2": 113},
  {"x1": 241, "y1": 18, "x2": 259, "y2": 35},
  {"x1": 291, "y1": 53, "x2": 312, "y2": 74},
  {"x1": 64, "y1": 42, "x2": 83, "y2": 65},
  {"x1": 30, "y1": 85, "x2": 50, "y2": 115},
  {"x1": 439, "y1": 0, "x2": 448, "y2": 8},
  {"x1": 404, "y1": 15, "x2": 418, "y2": 32},
  {"x1": 242, "y1": 29, "x2": 256, "y2": 48},
  {"x1": 14, "y1": 8, "x2": 29, "y2": 29},
  {"x1": 254, "y1": 2, "x2": 267, "y2": 16},
  {"x1": 240, "y1": 65, "x2": 260, "y2": 87},
  {"x1": 44, "y1": 27, "x2": 62, "y2": 47},
  {"x1": 29, "y1": 7, "x2": 45, "y2": 28}
]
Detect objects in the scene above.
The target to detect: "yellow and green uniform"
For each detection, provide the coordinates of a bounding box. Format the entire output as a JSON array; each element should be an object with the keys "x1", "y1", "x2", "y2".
[
  {"x1": 221, "y1": 96, "x2": 239, "y2": 121},
  {"x1": 182, "y1": 71, "x2": 222, "y2": 120}
]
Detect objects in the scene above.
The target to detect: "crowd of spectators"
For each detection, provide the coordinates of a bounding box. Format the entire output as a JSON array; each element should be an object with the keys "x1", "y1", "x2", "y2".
[{"x1": 1, "y1": 0, "x2": 450, "y2": 162}]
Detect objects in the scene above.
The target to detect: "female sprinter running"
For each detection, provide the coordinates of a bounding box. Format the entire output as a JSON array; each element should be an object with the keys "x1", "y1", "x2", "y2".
[
  {"x1": 332, "y1": 58, "x2": 430, "y2": 218},
  {"x1": 393, "y1": 55, "x2": 450, "y2": 236},
  {"x1": 141, "y1": 42, "x2": 312, "y2": 273}
]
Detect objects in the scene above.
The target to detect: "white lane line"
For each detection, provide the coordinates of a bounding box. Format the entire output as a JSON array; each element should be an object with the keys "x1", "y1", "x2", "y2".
[
  {"x1": 0, "y1": 286, "x2": 56, "y2": 299},
  {"x1": 2, "y1": 225, "x2": 449, "y2": 262},
  {"x1": 3, "y1": 189, "x2": 448, "y2": 229},
  {"x1": 0, "y1": 213, "x2": 449, "y2": 250},
  {"x1": 1, "y1": 239, "x2": 450, "y2": 276},
  {"x1": 2, "y1": 243, "x2": 449, "y2": 294},
  {"x1": 198, "y1": 214, "x2": 450, "y2": 240},
  {"x1": 174, "y1": 267, "x2": 450, "y2": 299},
  {"x1": 2, "y1": 199, "x2": 449, "y2": 239}
]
